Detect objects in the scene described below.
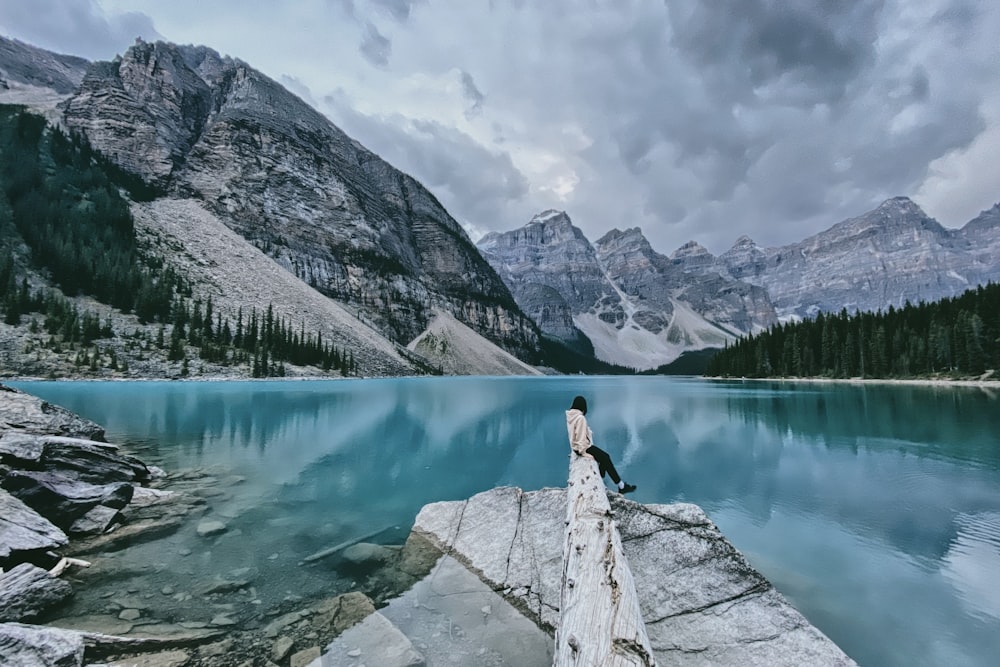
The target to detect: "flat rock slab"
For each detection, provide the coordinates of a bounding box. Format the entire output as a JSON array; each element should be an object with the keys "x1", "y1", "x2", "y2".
[
  {"x1": 413, "y1": 486, "x2": 565, "y2": 632},
  {"x1": 49, "y1": 614, "x2": 135, "y2": 637},
  {"x1": 319, "y1": 553, "x2": 552, "y2": 667},
  {"x1": 414, "y1": 487, "x2": 857, "y2": 667}
]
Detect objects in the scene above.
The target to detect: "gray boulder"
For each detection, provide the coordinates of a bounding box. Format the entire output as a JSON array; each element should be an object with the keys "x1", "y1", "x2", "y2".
[
  {"x1": 2, "y1": 471, "x2": 134, "y2": 531},
  {"x1": 68, "y1": 505, "x2": 122, "y2": 536},
  {"x1": 0, "y1": 489, "x2": 68, "y2": 562},
  {"x1": 0, "y1": 564, "x2": 74, "y2": 622},
  {"x1": 0, "y1": 431, "x2": 148, "y2": 487},
  {"x1": 38, "y1": 438, "x2": 150, "y2": 485}
]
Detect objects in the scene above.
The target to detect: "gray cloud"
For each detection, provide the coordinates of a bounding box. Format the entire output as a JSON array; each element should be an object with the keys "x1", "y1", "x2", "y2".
[
  {"x1": 0, "y1": 0, "x2": 160, "y2": 60},
  {"x1": 359, "y1": 21, "x2": 391, "y2": 66},
  {"x1": 323, "y1": 91, "x2": 529, "y2": 231},
  {"x1": 370, "y1": 0, "x2": 424, "y2": 23},
  {"x1": 668, "y1": 1, "x2": 885, "y2": 106},
  {"x1": 460, "y1": 70, "x2": 485, "y2": 119}
]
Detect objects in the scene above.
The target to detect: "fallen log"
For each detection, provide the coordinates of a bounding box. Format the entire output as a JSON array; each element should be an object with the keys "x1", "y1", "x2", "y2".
[{"x1": 554, "y1": 454, "x2": 656, "y2": 666}]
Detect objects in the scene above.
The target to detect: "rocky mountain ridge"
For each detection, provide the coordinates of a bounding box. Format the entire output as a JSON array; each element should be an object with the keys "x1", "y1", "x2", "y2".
[
  {"x1": 478, "y1": 211, "x2": 776, "y2": 370},
  {"x1": 718, "y1": 196, "x2": 1000, "y2": 319},
  {"x1": 479, "y1": 196, "x2": 999, "y2": 369}
]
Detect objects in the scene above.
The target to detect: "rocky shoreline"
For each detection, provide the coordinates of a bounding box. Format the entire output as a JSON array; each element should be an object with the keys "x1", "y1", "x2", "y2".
[{"x1": 1, "y1": 382, "x2": 442, "y2": 667}]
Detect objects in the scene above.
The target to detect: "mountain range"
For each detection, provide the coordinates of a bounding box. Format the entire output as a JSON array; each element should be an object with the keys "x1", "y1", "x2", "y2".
[
  {"x1": 1, "y1": 35, "x2": 998, "y2": 376},
  {"x1": 478, "y1": 198, "x2": 1000, "y2": 370}
]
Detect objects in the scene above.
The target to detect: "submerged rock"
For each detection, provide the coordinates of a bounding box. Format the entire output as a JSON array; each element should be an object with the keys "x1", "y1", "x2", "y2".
[
  {"x1": 307, "y1": 591, "x2": 376, "y2": 637},
  {"x1": 195, "y1": 520, "x2": 227, "y2": 537},
  {"x1": 340, "y1": 542, "x2": 398, "y2": 567},
  {"x1": 289, "y1": 646, "x2": 320, "y2": 667}
]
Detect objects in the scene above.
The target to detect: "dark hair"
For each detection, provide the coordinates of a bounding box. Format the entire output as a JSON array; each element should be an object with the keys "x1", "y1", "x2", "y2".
[{"x1": 570, "y1": 395, "x2": 587, "y2": 415}]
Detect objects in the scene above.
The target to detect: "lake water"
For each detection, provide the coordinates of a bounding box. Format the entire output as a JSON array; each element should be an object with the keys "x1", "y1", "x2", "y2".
[{"x1": 11, "y1": 377, "x2": 1000, "y2": 667}]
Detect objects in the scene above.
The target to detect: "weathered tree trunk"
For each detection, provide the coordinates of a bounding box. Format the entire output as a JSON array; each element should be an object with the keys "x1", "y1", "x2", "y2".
[{"x1": 553, "y1": 454, "x2": 656, "y2": 666}]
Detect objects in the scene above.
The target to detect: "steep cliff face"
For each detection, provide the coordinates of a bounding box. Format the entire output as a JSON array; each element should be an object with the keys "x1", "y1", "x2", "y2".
[
  {"x1": 478, "y1": 211, "x2": 775, "y2": 370},
  {"x1": 478, "y1": 210, "x2": 614, "y2": 349},
  {"x1": 62, "y1": 40, "x2": 537, "y2": 359},
  {"x1": 960, "y1": 203, "x2": 1000, "y2": 273},
  {"x1": 720, "y1": 197, "x2": 1000, "y2": 319}
]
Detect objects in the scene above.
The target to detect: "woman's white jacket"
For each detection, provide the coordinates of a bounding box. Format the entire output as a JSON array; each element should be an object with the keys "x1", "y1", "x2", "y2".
[{"x1": 566, "y1": 408, "x2": 592, "y2": 455}]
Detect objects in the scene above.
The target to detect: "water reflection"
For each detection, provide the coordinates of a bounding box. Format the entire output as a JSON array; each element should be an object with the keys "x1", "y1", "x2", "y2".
[{"x1": 11, "y1": 377, "x2": 1000, "y2": 667}]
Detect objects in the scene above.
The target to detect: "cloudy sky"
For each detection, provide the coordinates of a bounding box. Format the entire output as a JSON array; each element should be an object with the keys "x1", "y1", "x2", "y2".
[{"x1": 2, "y1": 0, "x2": 999, "y2": 255}]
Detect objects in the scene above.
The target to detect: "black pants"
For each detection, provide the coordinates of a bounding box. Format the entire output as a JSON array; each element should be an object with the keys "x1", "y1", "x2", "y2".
[{"x1": 586, "y1": 445, "x2": 621, "y2": 485}]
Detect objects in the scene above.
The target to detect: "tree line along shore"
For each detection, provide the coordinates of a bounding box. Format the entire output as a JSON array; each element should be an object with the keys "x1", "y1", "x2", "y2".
[{"x1": 706, "y1": 281, "x2": 1000, "y2": 381}]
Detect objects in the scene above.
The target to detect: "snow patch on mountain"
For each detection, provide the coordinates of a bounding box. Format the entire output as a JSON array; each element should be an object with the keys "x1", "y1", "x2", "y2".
[{"x1": 575, "y1": 298, "x2": 735, "y2": 370}]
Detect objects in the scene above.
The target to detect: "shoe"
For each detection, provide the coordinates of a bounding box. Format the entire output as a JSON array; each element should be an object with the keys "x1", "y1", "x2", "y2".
[{"x1": 620, "y1": 483, "x2": 636, "y2": 494}]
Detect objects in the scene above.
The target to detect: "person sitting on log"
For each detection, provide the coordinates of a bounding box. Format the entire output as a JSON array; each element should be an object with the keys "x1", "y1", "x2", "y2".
[{"x1": 566, "y1": 395, "x2": 636, "y2": 494}]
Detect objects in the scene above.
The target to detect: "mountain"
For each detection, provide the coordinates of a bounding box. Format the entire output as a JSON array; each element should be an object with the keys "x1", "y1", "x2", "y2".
[
  {"x1": 478, "y1": 211, "x2": 775, "y2": 370},
  {"x1": 0, "y1": 36, "x2": 544, "y2": 379},
  {"x1": 961, "y1": 203, "x2": 1000, "y2": 265},
  {"x1": 719, "y1": 197, "x2": 1000, "y2": 319},
  {"x1": 0, "y1": 37, "x2": 541, "y2": 378},
  {"x1": 3, "y1": 36, "x2": 998, "y2": 378},
  {"x1": 478, "y1": 210, "x2": 612, "y2": 353},
  {"x1": 59, "y1": 39, "x2": 537, "y2": 359}
]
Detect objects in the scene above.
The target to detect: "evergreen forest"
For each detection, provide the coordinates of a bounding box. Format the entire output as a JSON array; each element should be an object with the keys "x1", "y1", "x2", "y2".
[{"x1": 705, "y1": 282, "x2": 1000, "y2": 379}]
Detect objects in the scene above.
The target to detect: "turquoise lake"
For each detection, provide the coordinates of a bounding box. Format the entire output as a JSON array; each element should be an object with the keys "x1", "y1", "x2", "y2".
[{"x1": 11, "y1": 376, "x2": 1000, "y2": 667}]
